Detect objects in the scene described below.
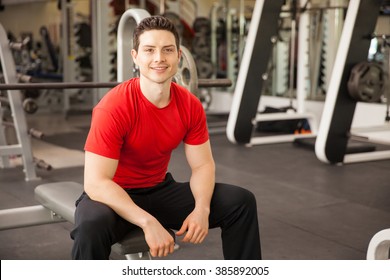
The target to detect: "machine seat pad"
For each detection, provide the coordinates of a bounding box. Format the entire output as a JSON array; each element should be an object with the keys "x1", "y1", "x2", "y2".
[{"x1": 34, "y1": 181, "x2": 83, "y2": 224}]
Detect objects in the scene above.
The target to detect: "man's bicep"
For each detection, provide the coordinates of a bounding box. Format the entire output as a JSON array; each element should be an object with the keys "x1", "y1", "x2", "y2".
[
  {"x1": 84, "y1": 151, "x2": 119, "y2": 182},
  {"x1": 184, "y1": 140, "x2": 214, "y2": 170}
]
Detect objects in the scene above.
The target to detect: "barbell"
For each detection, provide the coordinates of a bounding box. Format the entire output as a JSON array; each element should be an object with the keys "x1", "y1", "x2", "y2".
[
  {"x1": 0, "y1": 77, "x2": 231, "y2": 114},
  {"x1": 0, "y1": 78, "x2": 231, "y2": 91}
]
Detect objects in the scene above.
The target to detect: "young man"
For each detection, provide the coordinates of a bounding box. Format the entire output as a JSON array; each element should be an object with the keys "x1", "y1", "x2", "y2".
[{"x1": 70, "y1": 15, "x2": 261, "y2": 260}]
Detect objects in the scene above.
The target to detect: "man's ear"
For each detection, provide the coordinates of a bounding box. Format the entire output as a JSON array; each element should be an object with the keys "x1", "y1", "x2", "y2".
[
  {"x1": 178, "y1": 48, "x2": 182, "y2": 59},
  {"x1": 131, "y1": 49, "x2": 137, "y2": 63}
]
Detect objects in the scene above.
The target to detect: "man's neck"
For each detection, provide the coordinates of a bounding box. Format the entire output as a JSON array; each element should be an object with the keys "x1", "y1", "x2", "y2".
[{"x1": 139, "y1": 78, "x2": 171, "y2": 108}]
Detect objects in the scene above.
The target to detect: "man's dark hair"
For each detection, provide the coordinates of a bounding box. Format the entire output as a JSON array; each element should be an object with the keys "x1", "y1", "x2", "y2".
[{"x1": 133, "y1": 16, "x2": 180, "y2": 51}]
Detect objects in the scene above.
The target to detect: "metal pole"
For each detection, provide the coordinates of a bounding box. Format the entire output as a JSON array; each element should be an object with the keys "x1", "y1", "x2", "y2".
[
  {"x1": 288, "y1": 0, "x2": 297, "y2": 106},
  {"x1": 160, "y1": 0, "x2": 165, "y2": 15}
]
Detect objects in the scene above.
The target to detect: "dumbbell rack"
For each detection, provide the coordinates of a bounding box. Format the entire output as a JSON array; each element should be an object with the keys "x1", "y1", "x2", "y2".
[{"x1": 0, "y1": 23, "x2": 39, "y2": 181}]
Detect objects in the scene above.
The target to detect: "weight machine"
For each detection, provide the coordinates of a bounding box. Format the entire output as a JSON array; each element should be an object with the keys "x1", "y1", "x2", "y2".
[
  {"x1": 315, "y1": 0, "x2": 390, "y2": 164},
  {"x1": 226, "y1": 0, "x2": 318, "y2": 145}
]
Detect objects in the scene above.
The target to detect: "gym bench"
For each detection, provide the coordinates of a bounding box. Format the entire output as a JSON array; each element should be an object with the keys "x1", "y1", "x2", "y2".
[{"x1": 0, "y1": 181, "x2": 175, "y2": 260}]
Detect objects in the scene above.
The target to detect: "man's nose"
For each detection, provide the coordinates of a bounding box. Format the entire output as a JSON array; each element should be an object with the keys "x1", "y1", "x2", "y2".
[{"x1": 154, "y1": 50, "x2": 166, "y2": 61}]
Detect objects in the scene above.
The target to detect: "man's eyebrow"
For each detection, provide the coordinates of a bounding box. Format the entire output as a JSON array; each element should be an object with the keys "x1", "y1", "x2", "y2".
[{"x1": 140, "y1": 44, "x2": 176, "y2": 48}]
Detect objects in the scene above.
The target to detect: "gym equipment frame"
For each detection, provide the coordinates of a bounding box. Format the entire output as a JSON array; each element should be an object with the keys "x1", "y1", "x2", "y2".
[
  {"x1": 0, "y1": 23, "x2": 39, "y2": 181},
  {"x1": 366, "y1": 228, "x2": 390, "y2": 260},
  {"x1": 226, "y1": 0, "x2": 318, "y2": 146},
  {"x1": 315, "y1": 0, "x2": 390, "y2": 164}
]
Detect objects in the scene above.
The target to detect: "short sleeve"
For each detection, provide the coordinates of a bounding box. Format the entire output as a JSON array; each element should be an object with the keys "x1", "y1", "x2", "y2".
[
  {"x1": 84, "y1": 108, "x2": 125, "y2": 159},
  {"x1": 183, "y1": 96, "x2": 209, "y2": 145}
]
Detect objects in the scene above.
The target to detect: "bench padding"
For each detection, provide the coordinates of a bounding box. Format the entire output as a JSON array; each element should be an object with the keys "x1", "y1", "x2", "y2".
[{"x1": 34, "y1": 181, "x2": 82, "y2": 224}]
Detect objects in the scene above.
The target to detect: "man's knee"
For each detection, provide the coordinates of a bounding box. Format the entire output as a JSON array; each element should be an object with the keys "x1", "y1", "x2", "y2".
[
  {"x1": 236, "y1": 187, "x2": 257, "y2": 211},
  {"x1": 214, "y1": 183, "x2": 257, "y2": 210}
]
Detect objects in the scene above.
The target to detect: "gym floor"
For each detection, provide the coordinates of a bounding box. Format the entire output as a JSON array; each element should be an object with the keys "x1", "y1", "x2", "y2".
[{"x1": 0, "y1": 109, "x2": 389, "y2": 260}]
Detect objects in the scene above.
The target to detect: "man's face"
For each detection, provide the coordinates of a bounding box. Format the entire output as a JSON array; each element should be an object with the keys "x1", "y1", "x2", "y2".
[{"x1": 131, "y1": 30, "x2": 181, "y2": 84}]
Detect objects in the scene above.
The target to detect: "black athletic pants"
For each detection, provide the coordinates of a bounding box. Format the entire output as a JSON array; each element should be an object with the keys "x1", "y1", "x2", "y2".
[{"x1": 70, "y1": 173, "x2": 261, "y2": 260}]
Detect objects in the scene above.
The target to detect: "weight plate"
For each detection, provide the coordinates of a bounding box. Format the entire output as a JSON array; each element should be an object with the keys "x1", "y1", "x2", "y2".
[
  {"x1": 347, "y1": 61, "x2": 385, "y2": 103},
  {"x1": 173, "y1": 45, "x2": 198, "y2": 96}
]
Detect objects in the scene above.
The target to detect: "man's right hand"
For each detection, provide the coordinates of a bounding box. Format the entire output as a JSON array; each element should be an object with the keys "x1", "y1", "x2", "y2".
[{"x1": 143, "y1": 220, "x2": 175, "y2": 257}]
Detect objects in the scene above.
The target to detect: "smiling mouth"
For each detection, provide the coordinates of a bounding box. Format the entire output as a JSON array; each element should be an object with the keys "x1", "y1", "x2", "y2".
[{"x1": 151, "y1": 66, "x2": 168, "y2": 71}]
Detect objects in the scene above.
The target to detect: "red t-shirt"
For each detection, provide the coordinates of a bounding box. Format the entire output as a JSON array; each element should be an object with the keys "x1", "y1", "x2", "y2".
[{"x1": 84, "y1": 78, "x2": 209, "y2": 189}]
